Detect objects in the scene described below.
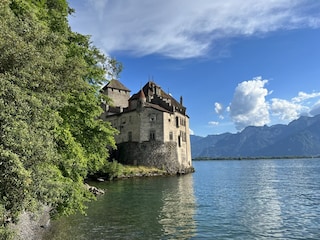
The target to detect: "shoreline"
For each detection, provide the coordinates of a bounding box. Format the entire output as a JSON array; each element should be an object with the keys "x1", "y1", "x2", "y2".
[
  {"x1": 11, "y1": 167, "x2": 195, "y2": 240},
  {"x1": 193, "y1": 156, "x2": 320, "y2": 161}
]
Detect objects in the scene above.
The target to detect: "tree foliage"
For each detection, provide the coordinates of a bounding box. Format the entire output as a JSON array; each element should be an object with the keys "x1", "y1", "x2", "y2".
[{"x1": 0, "y1": 0, "x2": 118, "y2": 231}]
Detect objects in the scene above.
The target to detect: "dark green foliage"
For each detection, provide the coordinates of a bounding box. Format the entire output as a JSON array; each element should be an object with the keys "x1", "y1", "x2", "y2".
[
  {"x1": 0, "y1": 224, "x2": 14, "y2": 240},
  {"x1": 100, "y1": 160, "x2": 124, "y2": 180},
  {"x1": 0, "y1": 0, "x2": 119, "y2": 234}
]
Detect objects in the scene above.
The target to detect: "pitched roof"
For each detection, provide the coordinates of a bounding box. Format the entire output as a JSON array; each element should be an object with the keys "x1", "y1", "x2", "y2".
[
  {"x1": 145, "y1": 102, "x2": 171, "y2": 113},
  {"x1": 102, "y1": 79, "x2": 130, "y2": 92},
  {"x1": 129, "y1": 81, "x2": 186, "y2": 114}
]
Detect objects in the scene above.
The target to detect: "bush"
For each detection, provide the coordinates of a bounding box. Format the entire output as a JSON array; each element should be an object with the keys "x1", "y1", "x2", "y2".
[
  {"x1": 101, "y1": 160, "x2": 124, "y2": 180},
  {"x1": 0, "y1": 227, "x2": 14, "y2": 240}
]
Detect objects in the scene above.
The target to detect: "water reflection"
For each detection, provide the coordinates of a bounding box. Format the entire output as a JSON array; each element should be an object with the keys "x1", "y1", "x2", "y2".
[
  {"x1": 158, "y1": 174, "x2": 196, "y2": 238},
  {"x1": 46, "y1": 174, "x2": 196, "y2": 240},
  {"x1": 240, "y1": 160, "x2": 284, "y2": 239},
  {"x1": 46, "y1": 159, "x2": 320, "y2": 239}
]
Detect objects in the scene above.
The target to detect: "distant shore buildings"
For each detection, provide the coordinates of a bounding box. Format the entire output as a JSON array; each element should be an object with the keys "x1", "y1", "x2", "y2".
[{"x1": 101, "y1": 80, "x2": 193, "y2": 174}]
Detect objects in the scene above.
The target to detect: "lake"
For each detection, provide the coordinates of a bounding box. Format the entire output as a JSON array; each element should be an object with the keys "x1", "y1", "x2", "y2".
[{"x1": 46, "y1": 158, "x2": 320, "y2": 239}]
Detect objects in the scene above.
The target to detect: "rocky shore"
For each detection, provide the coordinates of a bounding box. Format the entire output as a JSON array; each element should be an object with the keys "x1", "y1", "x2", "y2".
[
  {"x1": 10, "y1": 167, "x2": 194, "y2": 239},
  {"x1": 9, "y1": 184, "x2": 104, "y2": 240},
  {"x1": 8, "y1": 206, "x2": 51, "y2": 240}
]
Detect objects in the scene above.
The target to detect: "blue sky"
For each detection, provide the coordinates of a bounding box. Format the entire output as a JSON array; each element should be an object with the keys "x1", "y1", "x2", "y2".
[{"x1": 68, "y1": 0, "x2": 320, "y2": 136}]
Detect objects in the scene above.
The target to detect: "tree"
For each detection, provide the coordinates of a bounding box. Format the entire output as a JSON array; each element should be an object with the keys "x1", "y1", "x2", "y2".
[{"x1": 0, "y1": 0, "x2": 118, "y2": 232}]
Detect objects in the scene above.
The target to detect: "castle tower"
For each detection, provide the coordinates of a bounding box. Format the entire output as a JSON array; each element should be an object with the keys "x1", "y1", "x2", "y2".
[
  {"x1": 137, "y1": 89, "x2": 146, "y2": 109},
  {"x1": 101, "y1": 79, "x2": 131, "y2": 109}
]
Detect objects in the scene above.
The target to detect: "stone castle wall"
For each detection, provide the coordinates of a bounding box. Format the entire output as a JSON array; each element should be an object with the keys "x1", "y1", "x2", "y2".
[
  {"x1": 111, "y1": 141, "x2": 193, "y2": 174},
  {"x1": 104, "y1": 88, "x2": 130, "y2": 109}
]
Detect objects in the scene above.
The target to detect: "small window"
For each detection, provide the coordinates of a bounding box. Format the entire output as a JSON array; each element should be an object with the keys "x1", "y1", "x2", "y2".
[
  {"x1": 180, "y1": 131, "x2": 186, "y2": 142},
  {"x1": 150, "y1": 131, "x2": 156, "y2": 141},
  {"x1": 150, "y1": 114, "x2": 156, "y2": 122},
  {"x1": 169, "y1": 132, "x2": 173, "y2": 141},
  {"x1": 176, "y1": 116, "x2": 179, "y2": 128},
  {"x1": 180, "y1": 118, "x2": 186, "y2": 126}
]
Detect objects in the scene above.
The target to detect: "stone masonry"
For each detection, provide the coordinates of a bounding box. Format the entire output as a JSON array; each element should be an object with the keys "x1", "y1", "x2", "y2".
[{"x1": 101, "y1": 80, "x2": 193, "y2": 174}]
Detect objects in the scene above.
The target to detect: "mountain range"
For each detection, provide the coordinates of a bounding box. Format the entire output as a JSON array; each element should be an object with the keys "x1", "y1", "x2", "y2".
[{"x1": 191, "y1": 114, "x2": 320, "y2": 158}]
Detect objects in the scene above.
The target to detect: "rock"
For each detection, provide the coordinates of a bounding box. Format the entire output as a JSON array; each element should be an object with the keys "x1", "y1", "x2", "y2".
[
  {"x1": 9, "y1": 205, "x2": 51, "y2": 240},
  {"x1": 84, "y1": 183, "x2": 105, "y2": 196}
]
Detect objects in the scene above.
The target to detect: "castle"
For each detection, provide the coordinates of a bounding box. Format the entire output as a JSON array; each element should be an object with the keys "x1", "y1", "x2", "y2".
[{"x1": 101, "y1": 80, "x2": 193, "y2": 174}]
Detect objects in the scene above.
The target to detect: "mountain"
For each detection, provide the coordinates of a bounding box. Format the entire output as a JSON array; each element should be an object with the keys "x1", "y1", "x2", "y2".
[{"x1": 191, "y1": 114, "x2": 320, "y2": 158}]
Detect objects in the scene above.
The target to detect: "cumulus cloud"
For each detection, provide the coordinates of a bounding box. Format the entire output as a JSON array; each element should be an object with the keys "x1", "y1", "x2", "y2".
[
  {"x1": 229, "y1": 77, "x2": 270, "y2": 130},
  {"x1": 270, "y1": 92, "x2": 320, "y2": 120},
  {"x1": 270, "y1": 98, "x2": 306, "y2": 121},
  {"x1": 68, "y1": 0, "x2": 320, "y2": 59},
  {"x1": 223, "y1": 75, "x2": 320, "y2": 131},
  {"x1": 227, "y1": 78, "x2": 320, "y2": 130}
]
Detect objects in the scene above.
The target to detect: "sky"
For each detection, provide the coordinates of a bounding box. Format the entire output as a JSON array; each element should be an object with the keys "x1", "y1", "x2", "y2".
[{"x1": 68, "y1": 0, "x2": 320, "y2": 137}]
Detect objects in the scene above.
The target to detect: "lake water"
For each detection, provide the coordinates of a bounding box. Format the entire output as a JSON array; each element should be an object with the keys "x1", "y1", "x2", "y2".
[{"x1": 46, "y1": 159, "x2": 320, "y2": 239}]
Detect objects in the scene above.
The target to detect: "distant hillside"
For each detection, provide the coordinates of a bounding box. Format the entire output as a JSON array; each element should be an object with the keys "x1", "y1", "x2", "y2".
[{"x1": 191, "y1": 114, "x2": 320, "y2": 158}]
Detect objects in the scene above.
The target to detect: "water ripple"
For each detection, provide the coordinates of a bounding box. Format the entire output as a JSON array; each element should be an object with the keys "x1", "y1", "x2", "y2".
[
  {"x1": 46, "y1": 158, "x2": 320, "y2": 240},
  {"x1": 193, "y1": 159, "x2": 320, "y2": 240}
]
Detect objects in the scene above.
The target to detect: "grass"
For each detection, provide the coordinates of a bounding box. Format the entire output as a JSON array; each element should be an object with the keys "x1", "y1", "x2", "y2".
[
  {"x1": 100, "y1": 160, "x2": 166, "y2": 180},
  {"x1": 121, "y1": 165, "x2": 166, "y2": 176}
]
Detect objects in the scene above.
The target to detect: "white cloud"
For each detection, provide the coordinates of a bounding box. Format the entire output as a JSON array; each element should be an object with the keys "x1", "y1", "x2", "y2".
[
  {"x1": 214, "y1": 102, "x2": 225, "y2": 119},
  {"x1": 229, "y1": 77, "x2": 270, "y2": 130},
  {"x1": 208, "y1": 121, "x2": 219, "y2": 126},
  {"x1": 222, "y1": 76, "x2": 320, "y2": 131},
  {"x1": 68, "y1": 0, "x2": 320, "y2": 59},
  {"x1": 271, "y1": 91, "x2": 320, "y2": 120},
  {"x1": 292, "y1": 91, "x2": 320, "y2": 103},
  {"x1": 270, "y1": 98, "x2": 306, "y2": 121},
  {"x1": 87, "y1": 0, "x2": 108, "y2": 20},
  {"x1": 214, "y1": 102, "x2": 223, "y2": 114},
  {"x1": 309, "y1": 100, "x2": 320, "y2": 116}
]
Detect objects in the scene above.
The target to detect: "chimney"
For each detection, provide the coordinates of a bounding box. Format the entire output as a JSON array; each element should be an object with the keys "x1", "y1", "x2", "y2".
[{"x1": 180, "y1": 96, "x2": 183, "y2": 105}]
